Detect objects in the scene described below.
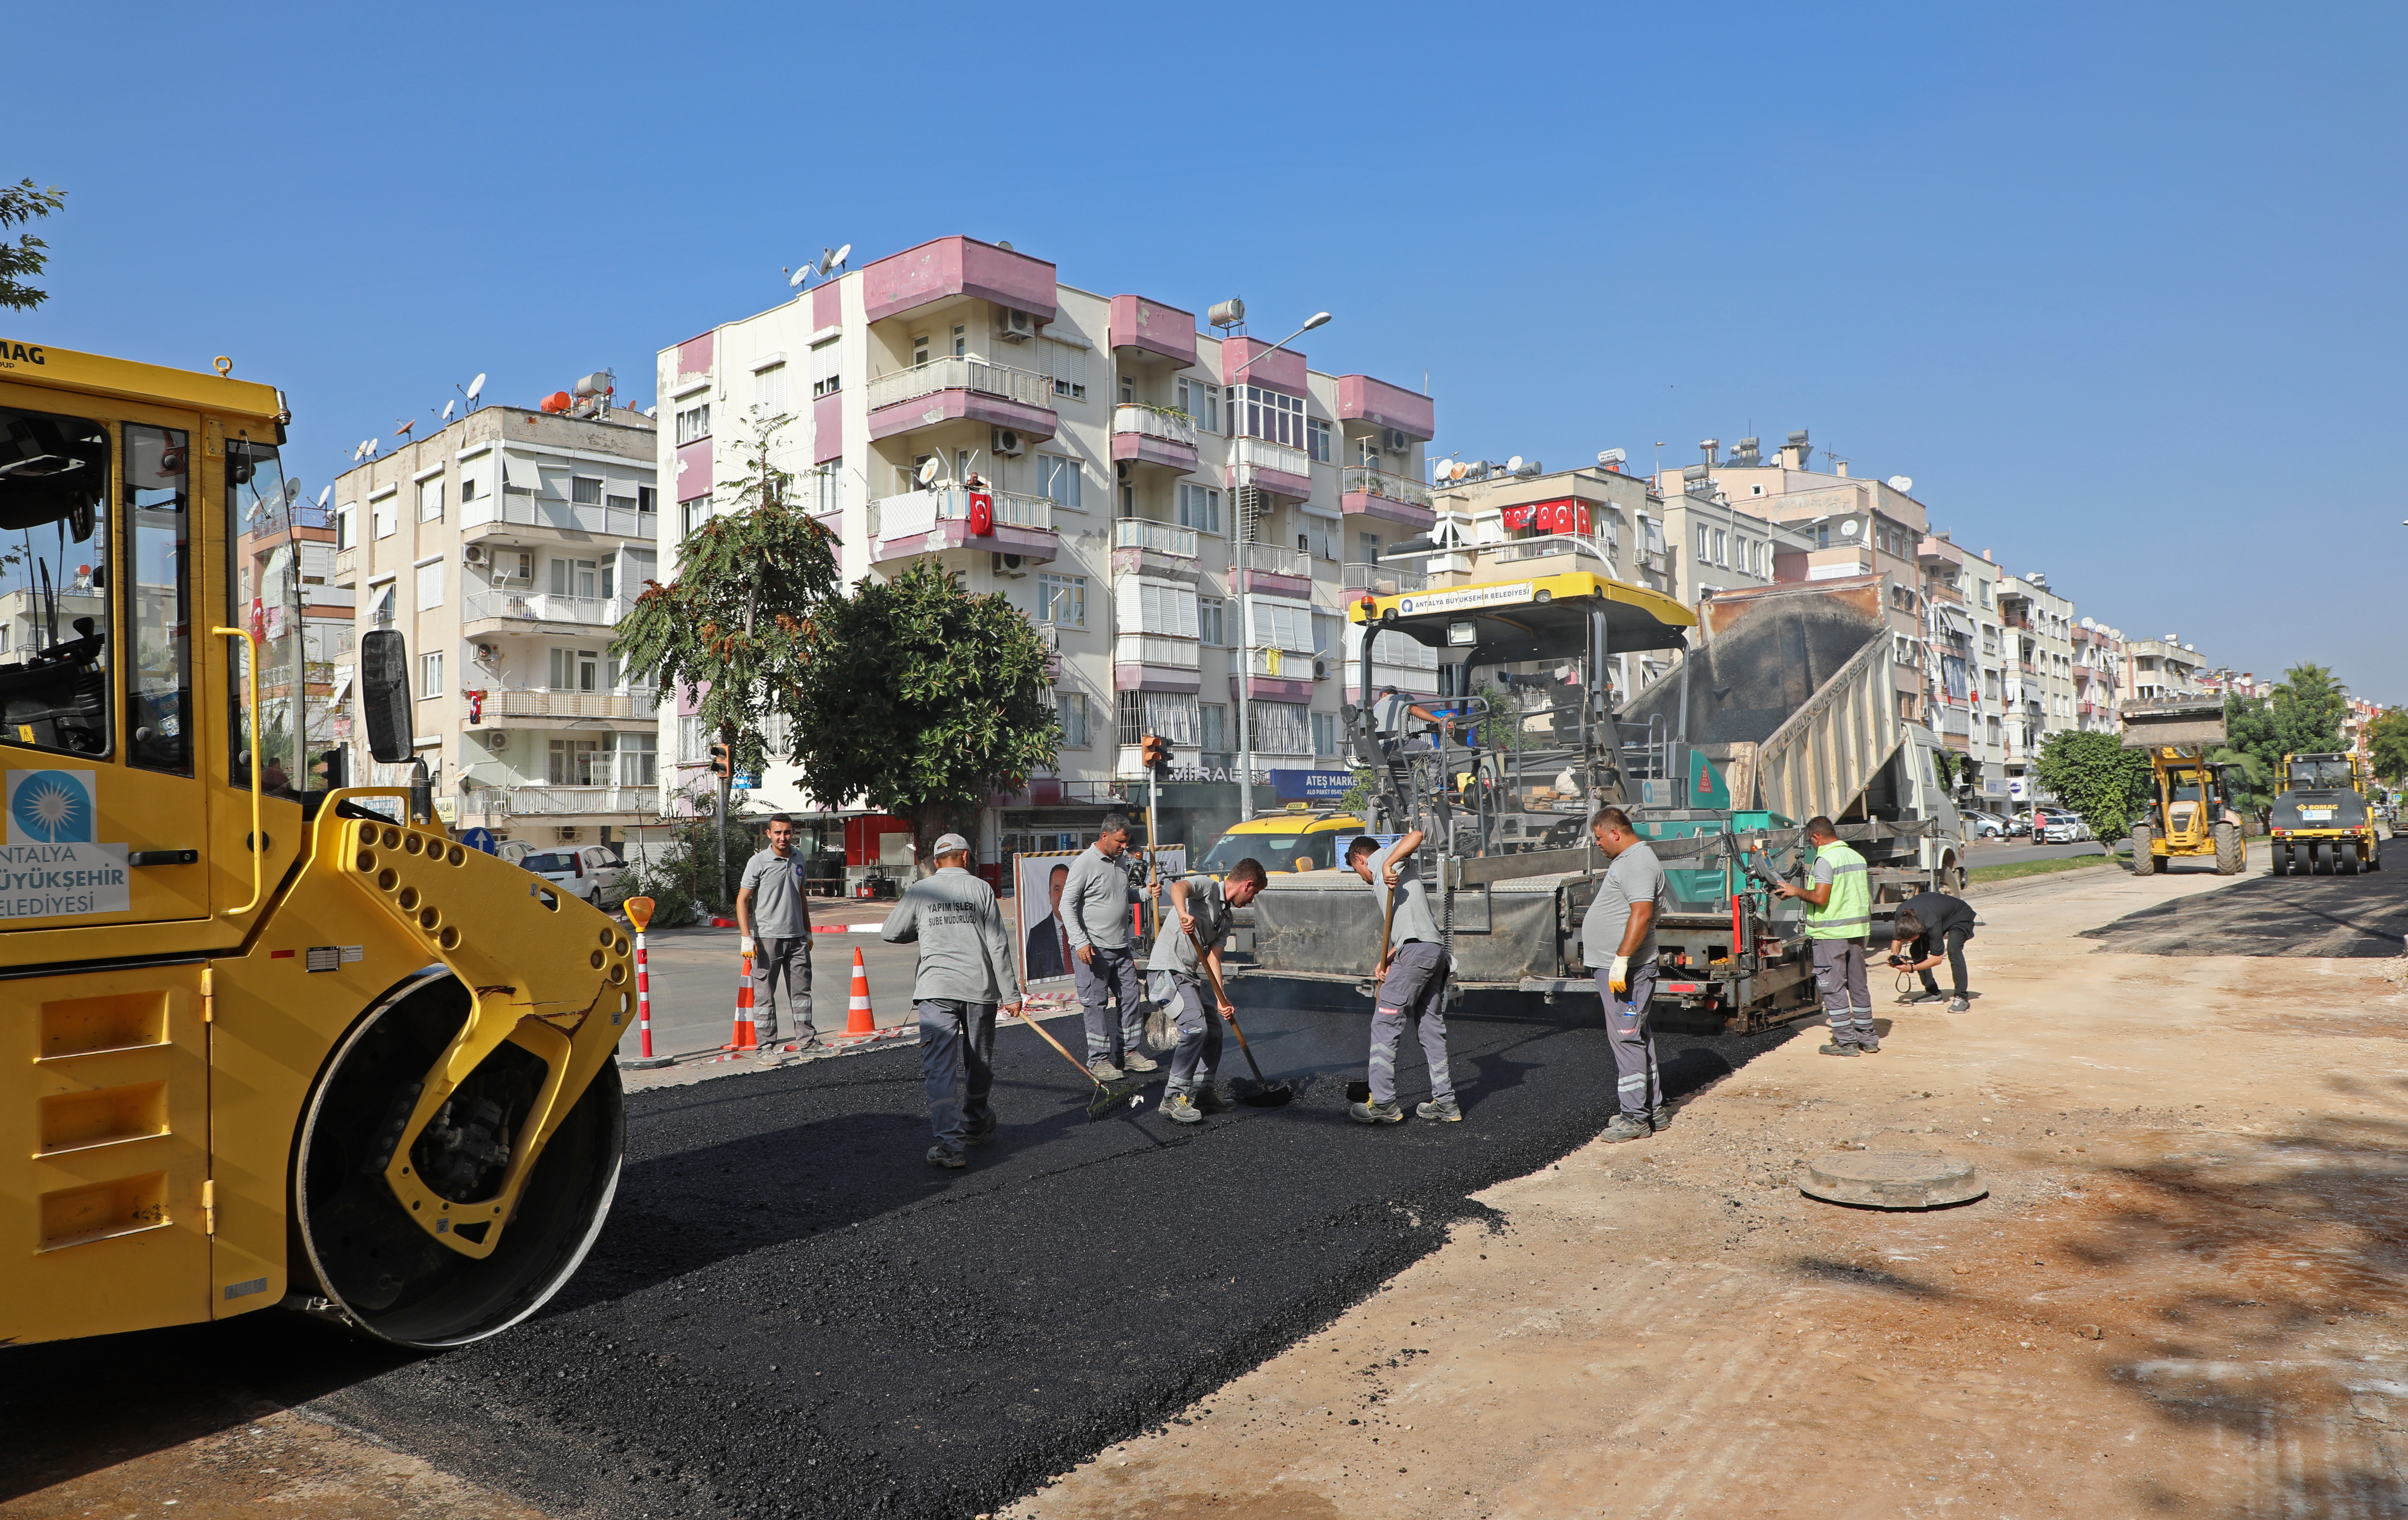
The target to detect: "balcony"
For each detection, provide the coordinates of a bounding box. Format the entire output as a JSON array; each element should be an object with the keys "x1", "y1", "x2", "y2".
[
  {"x1": 1334, "y1": 375, "x2": 1435, "y2": 441},
  {"x1": 1113, "y1": 634, "x2": 1201, "y2": 694},
  {"x1": 1487, "y1": 533, "x2": 1615, "y2": 571},
  {"x1": 1231, "y1": 436, "x2": 1311, "y2": 500},
  {"x1": 1233, "y1": 646, "x2": 1322, "y2": 702},
  {"x1": 463, "y1": 590, "x2": 634, "y2": 631},
  {"x1": 868, "y1": 486, "x2": 1058, "y2": 566},
  {"x1": 1343, "y1": 560, "x2": 1427, "y2": 596},
  {"x1": 465, "y1": 688, "x2": 657, "y2": 722},
  {"x1": 862, "y1": 235, "x2": 1059, "y2": 328},
  {"x1": 1111, "y1": 518, "x2": 1200, "y2": 582},
  {"x1": 1109, "y1": 295, "x2": 1198, "y2": 368},
  {"x1": 1340, "y1": 466, "x2": 1435, "y2": 530},
  {"x1": 1111, "y1": 404, "x2": 1199, "y2": 474},
  {"x1": 461, "y1": 784, "x2": 663, "y2": 820},
  {"x1": 463, "y1": 494, "x2": 653, "y2": 540},
  {"x1": 1234, "y1": 540, "x2": 1313, "y2": 597},
  {"x1": 864, "y1": 356, "x2": 1057, "y2": 445},
  {"x1": 332, "y1": 546, "x2": 359, "y2": 583}
]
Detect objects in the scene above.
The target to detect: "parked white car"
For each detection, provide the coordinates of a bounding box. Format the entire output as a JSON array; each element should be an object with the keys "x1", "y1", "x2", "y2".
[
  {"x1": 518, "y1": 846, "x2": 626, "y2": 904},
  {"x1": 2036, "y1": 811, "x2": 2089, "y2": 844}
]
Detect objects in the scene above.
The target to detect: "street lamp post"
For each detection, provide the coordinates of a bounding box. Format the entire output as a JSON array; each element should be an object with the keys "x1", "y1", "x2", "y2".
[{"x1": 1226, "y1": 311, "x2": 1330, "y2": 823}]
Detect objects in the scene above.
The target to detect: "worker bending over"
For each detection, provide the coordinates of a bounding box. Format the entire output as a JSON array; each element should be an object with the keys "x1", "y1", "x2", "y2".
[
  {"x1": 1586, "y1": 807, "x2": 1667, "y2": 1141},
  {"x1": 1062, "y1": 813, "x2": 1157, "y2": 1079},
  {"x1": 1147, "y1": 858, "x2": 1268, "y2": 1125},
  {"x1": 881, "y1": 833, "x2": 1022, "y2": 1169},
  {"x1": 1888, "y1": 890, "x2": 1975, "y2": 1013},
  {"x1": 1346, "y1": 829, "x2": 1460, "y2": 1124},
  {"x1": 1775, "y1": 816, "x2": 1877, "y2": 1055}
]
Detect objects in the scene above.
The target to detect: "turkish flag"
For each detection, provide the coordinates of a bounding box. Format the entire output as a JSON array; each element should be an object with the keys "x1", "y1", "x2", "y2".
[{"x1": 968, "y1": 491, "x2": 994, "y2": 536}]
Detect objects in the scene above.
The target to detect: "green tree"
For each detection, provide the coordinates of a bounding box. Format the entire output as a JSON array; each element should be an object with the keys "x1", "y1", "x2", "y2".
[
  {"x1": 0, "y1": 179, "x2": 67, "y2": 310},
  {"x1": 2032, "y1": 729, "x2": 2153, "y2": 843},
  {"x1": 791, "y1": 559, "x2": 1059, "y2": 865},
  {"x1": 2225, "y1": 662, "x2": 2351, "y2": 801},
  {"x1": 2369, "y1": 710, "x2": 2408, "y2": 785}
]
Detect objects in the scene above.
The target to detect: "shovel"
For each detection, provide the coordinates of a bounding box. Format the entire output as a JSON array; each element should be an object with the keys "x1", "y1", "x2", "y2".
[
  {"x1": 1355, "y1": 875, "x2": 1400, "y2": 999},
  {"x1": 1013, "y1": 1004, "x2": 1146, "y2": 1121},
  {"x1": 1189, "y1": 929, "x2": 1293, "y2": 1108}
]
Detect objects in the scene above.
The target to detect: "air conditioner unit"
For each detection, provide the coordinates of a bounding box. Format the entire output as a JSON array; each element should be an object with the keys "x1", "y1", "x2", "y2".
[
  {"x1": 999, "y1": 308, "x2": 1036, "y2": 342},
  {"x1": 1382, "y1": 428, "x2": 1409, "y2": 453},
  {"x1": 991, "y1": 428, "x2": 1025, "y2": 457},
  {"x1": 1114, "y1": 460, "x2": 1130, "y2": 480},
  {"x1": 462, "y1": 543, "x2": 488, "y2": 567},
  {"x1": 1312, "y1": 657, "x2": 1330, "y2": 681},
  {"x1": 484, "y1": 730, "x2": 509, "y2": 753},
  {"x1": 474, "y1": 642, "x2": 498, "y2": 662},
  {"x1": 992, "y1": 551, "x2": 1027, "y2": 579},
  {"x1": 556, "y1": 827, "x2": 579, "y2": 843}
]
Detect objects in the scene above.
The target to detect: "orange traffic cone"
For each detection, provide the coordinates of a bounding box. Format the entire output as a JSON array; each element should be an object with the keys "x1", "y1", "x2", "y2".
[
  {"x1": 844, "y1": 946, "x2": 875, "y2": 1036},
  {"x1": 725, "y1": 947, "x2": 760, "y2": 1051}
]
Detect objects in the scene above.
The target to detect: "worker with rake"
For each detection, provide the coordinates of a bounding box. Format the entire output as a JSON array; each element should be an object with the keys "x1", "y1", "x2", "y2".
[
  {"x1": 1346, "y1": 829, "x2": 1462, "y2": 1125},
  {"x1": 1148, "y1": 857, "x2": 1269, "y2": 1125},
  {"x1": 881, "y1": 832, "x2": 1022, "y2": 1169}
]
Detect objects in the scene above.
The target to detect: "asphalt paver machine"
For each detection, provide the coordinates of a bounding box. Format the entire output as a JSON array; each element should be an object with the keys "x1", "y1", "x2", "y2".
[
  {"x1": 1243, "y1": 570, "x2": 1966, "y2": 1034},
  {"x1": 2120, "y1": 697, "x2": 2248, "y2": 876},
  {"x1": 2269, "y1": 751, "x2": 2381, "y2": 876}
]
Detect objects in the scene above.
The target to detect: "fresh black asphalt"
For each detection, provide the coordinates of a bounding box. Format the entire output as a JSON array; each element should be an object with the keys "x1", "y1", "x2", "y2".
[
  {"x1": 2079, "y1": 852, "x2": 2408, "y2": 957},
  {"x1": 2, "y1": 985, "x2": 1790, "y2": 1519}
]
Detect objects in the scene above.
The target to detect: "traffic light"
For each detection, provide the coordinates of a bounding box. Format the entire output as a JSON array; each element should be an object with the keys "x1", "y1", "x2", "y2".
[
  {"x1": 1139, "y1": 733, "x2": 1170, "y2": 774},
  {"x1": 709, "y1": 741, "x2": 732, "y2": 781}
]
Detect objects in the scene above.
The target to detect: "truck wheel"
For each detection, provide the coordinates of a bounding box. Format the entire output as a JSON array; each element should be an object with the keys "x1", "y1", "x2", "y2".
[
  {"x1": 2214, "y1": 822, "x2": 2243, "y2": 876},
  {"x1": 2312, "y1": 841, "x2": 2333, "y2": 875},
  {"x1": 2270, "y1": 847, "x2": 2288, "y2": 876},
  {"x1": 2340, "y1": 845, "x2": 2361, "y2": 876},
  {"x1": 294, "y1": 973, "x2": 624, "y2": 1349},
  {"x1": 2129, "y1": 825, "x2": 2158, "y2": 876}
]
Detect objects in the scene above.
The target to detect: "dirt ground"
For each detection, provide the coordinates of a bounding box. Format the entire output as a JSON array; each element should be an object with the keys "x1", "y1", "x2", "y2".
[{"x1": 1006, "y1": 859, "x2": 2408, "y2": 1520}]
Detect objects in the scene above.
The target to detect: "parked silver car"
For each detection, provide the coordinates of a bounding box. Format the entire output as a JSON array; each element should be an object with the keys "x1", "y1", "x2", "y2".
[{"x1": 518, "y1": 845, "x2": 627, "y2": 904}]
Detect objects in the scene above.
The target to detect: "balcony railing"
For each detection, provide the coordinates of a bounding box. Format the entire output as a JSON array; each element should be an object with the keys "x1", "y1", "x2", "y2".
[
  {"x1": 332, "y1": 546, "x2": 359, "y2": 582},
  {"x1": 463, "y1": 784, "x2": 663, "y2": 818},
  {"x1": 1343, "y1": 561, "x2": 1427, "y2": 594},
  {"x1": 1237, "y1": 541, "x2": 1310, "y2": 578},
  {"x1": 1112, "y1": 519, "x2": 1199, "y2": 559},
  {"x1": 463, "y1": 590, "x2": 633, "y2": 628},
  {"x1": 463, "y1": 495, "x2": 652, "y2": 538},
  {"x1": 1491, "y1": 533, "x2": 1614, "y2": 568},
  {"x1": 1239, "y1": 646, "x2": 1321, "y2": 678},
  {"x1": 1113, "y1": 633, "x2": 1200, "y2": 669},
  {"x1": 869, "y1": 486, "x2": 1054, "y2": 541},
  {"x1": 1341, "y1": 466, "x2": 1431, "y2": 508},
  {"x1": 1112, "y1": 404, "x2": 1198, "y2": 449},
  {"x1": 865, "y1": 356, "x2": 1051, "y2": 413},
  {"x1": 1232, "y1": 436, "x2": 1310, "y2": 481},
  {"x1": 468, "y1": 688, "x2": 656, "y2": 721}
]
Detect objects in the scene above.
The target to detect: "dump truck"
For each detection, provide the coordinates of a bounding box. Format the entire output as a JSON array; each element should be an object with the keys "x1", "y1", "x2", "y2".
[
  {"x1": 1241, "y1": 568, "x2": 1965, "y2": 1034},
  {"x1": 2269, "y1": 751, "x2": 2381, "y2": 876},
  {"x1": 2120, "y1": 697, "x2": 2247, "y2": 875},
  {"x1": 3, "y1": 345, "x2": 632, "y2": 1350}
]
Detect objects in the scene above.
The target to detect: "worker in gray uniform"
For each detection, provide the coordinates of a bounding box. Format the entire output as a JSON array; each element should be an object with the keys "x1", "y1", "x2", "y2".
[
  {"x1": 1147, "y1": 857, "x2": 1268, "y2": 1125},
  {"x1": 881, "y1": 832, "x2": 1022, "y2": 1169},
  {"x1": 1586, "y1": 806, "x2": 1667, "y2": 1142},
  {"x1": 1061, "y1": 812, "x2": 1158, "y2": 1079},
  {"x1": 1345, "y1": 828, "x2": 1459, "y2": 1124}
]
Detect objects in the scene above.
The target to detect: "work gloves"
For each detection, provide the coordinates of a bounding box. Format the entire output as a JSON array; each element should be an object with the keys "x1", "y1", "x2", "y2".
[
  {"x1": 740, "y1": 935, "x2": 756, "y2": 957},
  {"x1": 1609, "y1": 954, "x2": 1631, "y2": 997}
]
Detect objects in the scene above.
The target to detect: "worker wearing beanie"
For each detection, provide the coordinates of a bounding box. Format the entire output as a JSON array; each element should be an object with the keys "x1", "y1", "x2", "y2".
[
  {"x1": 1776, "y1": 816, "x2": 1877, "y2": 1054},
  {"x1": 1148, "y1": 857, "x2": 1267, "y2": 1125},
  {"x1": 881, "y1": 832, "x2": 1021, "y2": 1169},
  {"x1": 1061, "y1": 812, "x2": 1157, "y2": 1079}
]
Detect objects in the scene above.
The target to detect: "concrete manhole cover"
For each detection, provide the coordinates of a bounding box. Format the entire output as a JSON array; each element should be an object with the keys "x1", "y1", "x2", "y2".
[{"x1": 1799, "y1": 1151, "x2": 1986, "y2": 1210}]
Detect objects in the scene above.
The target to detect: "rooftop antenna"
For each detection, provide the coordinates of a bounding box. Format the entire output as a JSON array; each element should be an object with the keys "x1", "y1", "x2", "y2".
[
  {"x1": 916, "y1": 455, "x2": 944, "y2": 491},
  {"x1": 785, "y1": 262, "x2": 810, "y2": 288},
  {"x1": 391, "y1": 418, "x2": 417, "y2": 442},
  {"x1": 315, "y1": 484, "x2": 332, "y2": 510},
  {"x1": 1886, "y1": 474, "x2": 1914, "y2": 494}
]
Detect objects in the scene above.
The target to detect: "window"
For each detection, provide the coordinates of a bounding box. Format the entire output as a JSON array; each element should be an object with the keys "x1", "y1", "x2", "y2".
[
  {"x1": 1199, "y1": 703, "x2": 1227, "y2": 753},
  {"x1": 373, "y1": 493, "x2": 396, "y2": 538},
  {"x1": 1120, "y1": 374, "x2": 1135, "y2": 404},
  {"x1": 1047, "y1": 340, "x2": 1087, "y2": 400},
  {"x1": 1035, "y1": 454, "x2": 1083, "y2": 509},
  {"x1": 813, "y1": 461, "x2": 842, "y2": 515},
  {"x1": 548, "y1": 737, "x2": 602, "y2": 786},
  {"x1": 418, "y1": 477, "x2": 444, "y2": 522},
  {"x1": 336, "y1": 503, "x2": 356, "y2": 549},
  {"x1": 550, "y1": 647, "x2": 601, "y2": 691},
  {"x1": 1312, "y1": 711, "x2": 1337, "y2": 757},
  {"x1": 1121, "y1": 578, "x2": 1199, "y2": 637},
  {"x1": 1238, "y1": 385, "x2": 1305, "y2": 447},
  {"x1": 415, "y1": 560, "x2": 443, "y2": 610},
  {"x1": 1306, "y1": 417, "x2": 1331, "y2": 463},
  {"x1": 1117, "y1": 689, "x2": 1200, "y2": 746},
  {"x1": 1695, "y1": 525, "x2": 1710, "y2": 561},
  {"x1": 552, "y1": 558, "x2": 598, "y2": 600},
  {"x1": 637, "y1": 485, "x2": 656, "y2": 516},
  {"x1": 1120, "y1": 483, "x2": 1136, "y2": 518},
  {"x1": 1177, "y1": 377, "x2": 1219, "y2": 432},
  {"x1": 616, "y1": 731, "x2": 658, "y2": 787},
  {"x1": 810, "y1": 337, "x2": 841, "y2": 398},
  {"x1": 681, "y1": 495, "x2": 710, "y2": 537},
  {"x1": 420, "y1": 651, "x2": 443, "y2": 697},
  {"x1": 951, "y1": 324, "x2": 966, "y2": 358},
  {"x1": 1176, "y1": 481, "x2": 1221, "y2": 534},
  {"x1": 1245, "y1": 597, "x2": 1317, "y2": 653},
  {"x1": 755, "y1": 363, "x2": 785, "y2": 413},
  {"x1": 1037, "y1": 572, "x2": 1086, "y2": 628},
  {"x1": 675, "y1": 404, "x2": 711, "y2": 445},
  {"x1": 1199, "y1": 597, "x2": 1226, "y2": 647},
  {"x1": 1245, "y1": 700, "x2": 1311, "y2": 755},
  {"x1": 1358, "y1": 530, "x2": 1382, "y2": 563},
  {"x1": 571, "y1": 476, "x2": 602, "y2": 506},
  {"x1": 460, "y1": 473, "x2": 480, "y2": 503},
  {"x1": 1713, "y1": 528, "x2": 1727, "y2": 566},
  {"x1": 1055, "y1": 691, "x2": 1089, "y2": 747},
  {"x1": 1751, "y1": 483, "x2": 1764, "y2": 496}
]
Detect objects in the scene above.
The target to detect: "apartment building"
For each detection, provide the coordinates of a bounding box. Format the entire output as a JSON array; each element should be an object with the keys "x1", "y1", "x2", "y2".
[
  {"x1": 232, "y1": 493, "x2": 354, "y2": 787},
  {"x1": 2071, "y1": 619, "x2": 2125, "y2": 733},
  {"x1": 1658, "y1": 432, "x2": 1931, "y2": 724},
  {"x1": 2122, "y1": 636, "x2": 2208, "y2": 703},
  {"x1": 658, "y1": 234, "x2": 1434, "y2": 855},
  {"x1": 328, "y1": 397, "x2": 661, "y2": 848},
  {"x1": 1997, "y1": 572, "x2": 2076, "y2": 809}
]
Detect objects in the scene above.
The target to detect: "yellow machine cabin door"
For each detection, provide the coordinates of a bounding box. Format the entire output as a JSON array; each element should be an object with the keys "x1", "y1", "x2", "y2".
[{"x1": 0, "y1": 963, "x2": 212, "y2": 1345}]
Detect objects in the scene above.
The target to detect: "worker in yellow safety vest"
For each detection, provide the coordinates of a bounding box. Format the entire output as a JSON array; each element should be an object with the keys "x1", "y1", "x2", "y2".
[{"x1": 1774, "y1": 816, "x2": 1877, "y2": 1056}]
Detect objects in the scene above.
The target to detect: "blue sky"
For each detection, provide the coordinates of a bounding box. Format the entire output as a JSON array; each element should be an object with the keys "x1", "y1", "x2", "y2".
[{"x1": 11, "y1": 1, "x2": 2402, "y2": 699}]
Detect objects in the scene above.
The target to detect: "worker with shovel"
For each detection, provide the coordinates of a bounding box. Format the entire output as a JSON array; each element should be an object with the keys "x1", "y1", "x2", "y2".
[
  {"x1": 1346, "y1": 829, "x2": 1461, "y2": 1124},
  {"x1": 881, "y1": 832, "x2": 1022, "y2": 1169},
  {"x1": 1148, "y1": 858, "x2": 1268, "y2": 1124}
]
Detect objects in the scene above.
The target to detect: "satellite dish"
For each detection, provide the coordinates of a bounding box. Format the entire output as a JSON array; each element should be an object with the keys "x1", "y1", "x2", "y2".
[
  {"x1": 439, "y1": 398, "x2": 455, "y2": 421},
  {"x1": 466, "y1": 373, "x2": 486, "y2": 402},
  {"x1": 1506, "y1": 455, "x2": 1524, "y2": 474},
  {"x1": 1887, "y1": 475, "x2": 1913, "y2": 493},
  {"x1": 826, "y1": 242, "x2": 852, "y2": 272},
  {"x1": 280, "y1": 479, "x2": 301, "y2": 508},
  {"x1": 643, "y1": 405, "x2": 658, "y2": 418},
  {"x1": 787, "y1": 265, "x2": 809, "y2": 288},
  {"x1": 316, "y1": 485, "x2": 332, "y2": 508},
  {"x1": 1450, "y1": 461, "x2": 1469, "y2": 481},
  {"x1": 1840, "y1": 519, "x2": 1860, "y2": 537},
  {"x1": 916, "y1": 455, "x2": 942, "y2": 488}
]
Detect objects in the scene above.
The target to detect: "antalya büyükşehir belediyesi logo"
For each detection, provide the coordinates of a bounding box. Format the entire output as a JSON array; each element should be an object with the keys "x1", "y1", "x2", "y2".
[{"x1": 9, "y1": 770, "x2": 96, "y2": 844}]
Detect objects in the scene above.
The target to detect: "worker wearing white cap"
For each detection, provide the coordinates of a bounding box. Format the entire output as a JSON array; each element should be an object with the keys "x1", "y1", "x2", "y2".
[{"x1": 881, "y1": 832, "x2": 1021, "y2": 1168}]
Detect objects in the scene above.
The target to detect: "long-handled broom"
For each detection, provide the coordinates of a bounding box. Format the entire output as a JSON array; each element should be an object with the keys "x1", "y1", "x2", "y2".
[
  {"x1": 1014, "y1": 1004, "x2": 1146, "y2": 1121},
  {"x1": 1188, "y1": 929, "x2": 1292, "y2": 1108}
]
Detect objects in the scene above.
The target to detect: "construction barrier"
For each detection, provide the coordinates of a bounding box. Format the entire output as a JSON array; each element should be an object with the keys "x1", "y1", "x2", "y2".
[{"x1": 622, "y1": 896, "x2": 674, "y2": 1069}]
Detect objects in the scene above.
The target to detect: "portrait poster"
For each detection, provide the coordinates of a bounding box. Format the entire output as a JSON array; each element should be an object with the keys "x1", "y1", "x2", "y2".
[{"x1": 1013, "y1": 846, "x2": 1188, "y2": 988}]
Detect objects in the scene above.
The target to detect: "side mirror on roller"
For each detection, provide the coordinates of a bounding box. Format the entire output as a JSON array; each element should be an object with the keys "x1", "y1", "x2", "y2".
[{"x1": 360, "y1": 628, "x2": 415, "y2": 763}]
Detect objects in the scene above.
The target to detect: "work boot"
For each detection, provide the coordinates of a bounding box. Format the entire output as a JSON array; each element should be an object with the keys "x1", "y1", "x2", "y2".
[
  {"x1": 1905, "y1": 991, "x2": 1946, "y2": 1006},
  {"x1": 1349, "y1": 1097, "x2": 1406, "y2": 1125},
  {"x1": 1162, "y1": 1091, "x2": 1203, "y2": 1126},
  {"x1": 1192, "y1": 1082, "x2": 1233, "y2": 1114},
  {"x1": 1947, "y1": 996, "x2": 1970, "y2": 1013},
  {"x1": 1121, "y1": 1050, "x2": 1161, "y2": 1074},
  {"x1": 1416, "y1": 1096, "x2": 1464, "y2": 1124},
  {"x1": 1818, "y1": 1041, "x2": 1861, "y2": 1058},
  {"x1": 1649, "y1": 1104, "x2": 1676, "y2": 1133},
  {"x1": 925, "y1": 1144, "x2": 966, "y2": 1169},
  {"x1": 965, "y1": 1113, "x2": 999, "y2": 1147},
  {"x1": 1088, "y1": 1059, "x2": 1124, "y2": 1081},
  {"x1": 1857, "y1": 1040, "x2": 1881, "y2": 1054},
  {"x1": 1599, "y1": 1112, "x2": 1650, "y2": 1143}
]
